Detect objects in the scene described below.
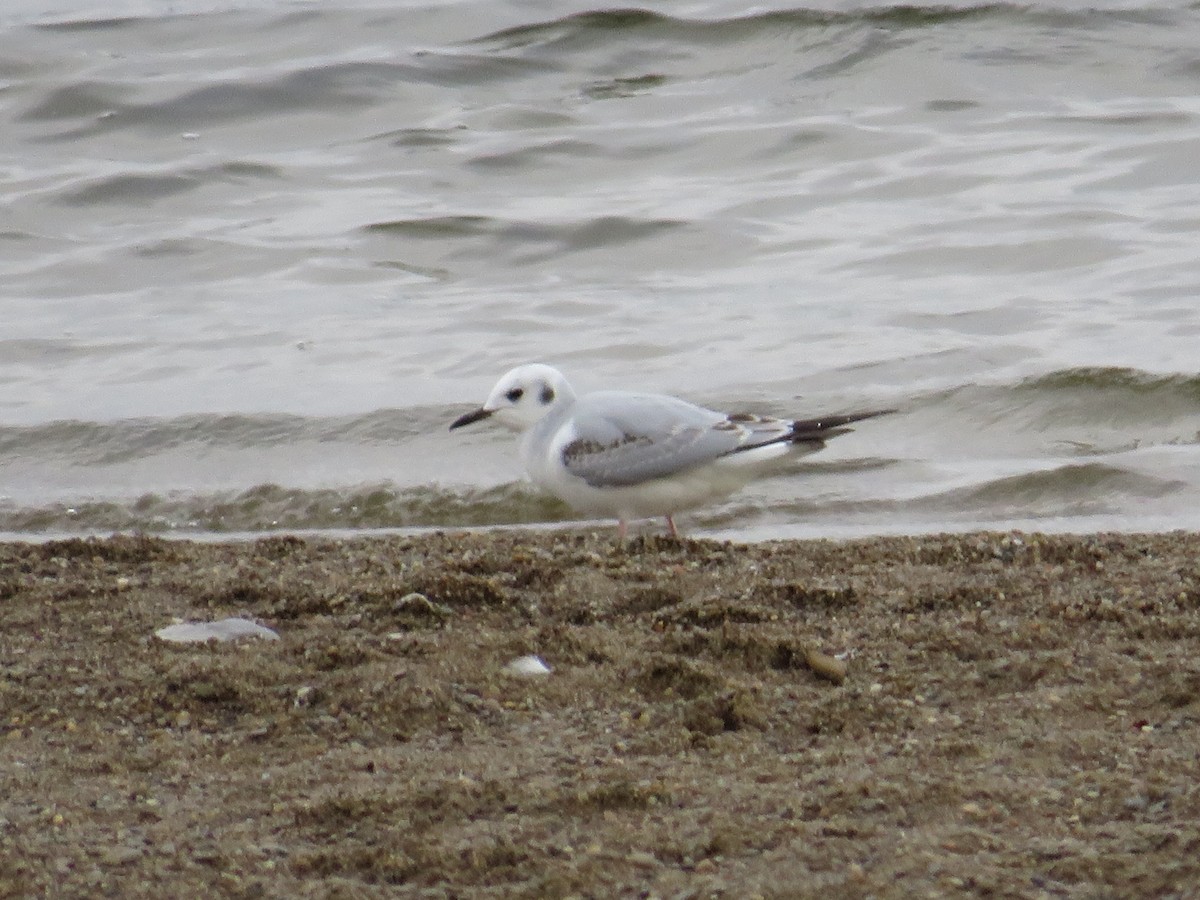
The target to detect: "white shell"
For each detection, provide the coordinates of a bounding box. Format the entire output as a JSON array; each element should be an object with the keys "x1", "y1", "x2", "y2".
[{"x1": 503, "y1": 654, "x2": 552, "y2": 676}]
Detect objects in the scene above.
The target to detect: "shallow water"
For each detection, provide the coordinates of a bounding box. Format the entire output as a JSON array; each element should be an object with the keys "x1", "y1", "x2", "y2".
[{"x1": 2, "y1": 0, "x2": 1200, "y2": 538}]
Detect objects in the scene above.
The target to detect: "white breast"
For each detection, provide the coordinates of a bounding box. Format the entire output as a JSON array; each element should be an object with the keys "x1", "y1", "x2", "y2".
[{"x1": 521, "y1": 419, "x2": 793, "y2": 520}]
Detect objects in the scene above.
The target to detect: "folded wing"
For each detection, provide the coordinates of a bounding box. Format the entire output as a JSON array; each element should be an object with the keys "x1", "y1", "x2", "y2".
[{"x1": 560, "y1": 393, "x2": 807, "y2": 488}]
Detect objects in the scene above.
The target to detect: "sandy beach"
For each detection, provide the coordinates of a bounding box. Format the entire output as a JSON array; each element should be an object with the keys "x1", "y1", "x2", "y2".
[{"x1": 2, "y1": 529, "x2": 1198, "y2": 897}]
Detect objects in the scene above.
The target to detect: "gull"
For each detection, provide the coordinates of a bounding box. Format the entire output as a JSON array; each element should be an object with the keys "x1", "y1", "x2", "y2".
[{"x1": 450, "y1": 363, "x2": 893, "y2": 538}]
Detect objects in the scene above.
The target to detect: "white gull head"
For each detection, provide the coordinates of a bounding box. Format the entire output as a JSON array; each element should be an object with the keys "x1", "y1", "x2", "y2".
[{"x1": 449, "y1": 363, "x2": 576, "y2": 433}]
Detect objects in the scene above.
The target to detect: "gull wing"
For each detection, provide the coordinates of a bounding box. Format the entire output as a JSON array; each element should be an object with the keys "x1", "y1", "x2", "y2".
[{"x1": 559, "y1": 392, "x2": 795, "y2": 488}]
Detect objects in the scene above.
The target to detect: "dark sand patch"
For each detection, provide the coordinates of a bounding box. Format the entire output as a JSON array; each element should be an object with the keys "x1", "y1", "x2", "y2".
[{"x1": 1, "y1": 530, "x2": 1198, "y2": 897}]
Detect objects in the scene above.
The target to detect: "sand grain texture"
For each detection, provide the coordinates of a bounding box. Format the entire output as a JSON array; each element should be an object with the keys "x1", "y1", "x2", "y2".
[{"x1": 1, "y1": 530, "x2": 1198, "y2": 897}]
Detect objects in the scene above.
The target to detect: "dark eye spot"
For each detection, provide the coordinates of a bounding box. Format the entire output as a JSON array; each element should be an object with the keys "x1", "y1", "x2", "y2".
[
  {"x1": 540, "y1": 386, "x2": 555, "y2": 404},
  {"x1": 505, "y1": 387, "x2": 524, "y2": 402}
]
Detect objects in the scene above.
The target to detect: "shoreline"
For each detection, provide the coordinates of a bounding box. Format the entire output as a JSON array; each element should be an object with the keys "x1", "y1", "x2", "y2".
[
  {"x1": 3, "y1": 528, "x2": 1199, "y2": 896},
  {"x1": 2, "y1": 513, "x2": 1196, "y2": 545}
]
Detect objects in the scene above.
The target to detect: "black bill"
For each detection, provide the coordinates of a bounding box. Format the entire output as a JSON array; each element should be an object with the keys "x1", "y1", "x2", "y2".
[{"x1": 449, "y1": 407, "x2": 493, "y2": 430}]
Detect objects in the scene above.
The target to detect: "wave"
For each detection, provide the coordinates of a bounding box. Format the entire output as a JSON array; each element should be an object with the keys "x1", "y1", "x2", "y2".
[
  {"x1": 20, "y1": 1, "x2": 1175, "y2": 149},
  {"x1": 476, "y1": 5, "x2": 1018, "y2": 49},
  {"x1": 1019, "y1": 367, "x2": 1200, "y2": 402},
  {"x1": 0, "y1": 407, "x2": 455, "y2": 466},
  {"x1": 0, "y1": 482, "x2": 571, "y2": 534},
  {"x1": 900, "y1": 366, "x2": 1200, "y2": 446},
  {"x1": 927, "y1": 462, "x2": 1190, "y2": 517},
  {"x1": 1, "y1": 365, "x2": 1198, "y2": 535},
  {"x1": 468, "y1": 2, "x2": 1179, "y2": 56},
  {"x1": 23, "y1": 54, "x2": 549, "y2": 141},
  {"x1": 6, "y1": 459, "x2": 1180, "y2": 535}
]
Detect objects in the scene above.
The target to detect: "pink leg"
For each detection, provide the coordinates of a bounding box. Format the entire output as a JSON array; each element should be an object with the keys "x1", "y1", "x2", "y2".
[
  {"x1": 618, "y1": 519, "x2": 628, "y2": 540},
  {"x1": 665, "y1": 514, "x2": 678, "y2": 538}
]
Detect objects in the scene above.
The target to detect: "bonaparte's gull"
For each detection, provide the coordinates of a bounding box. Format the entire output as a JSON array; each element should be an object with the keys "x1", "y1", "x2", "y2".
[{"x1": 450, "y1": 363, "x2": 893, "y2": 537}]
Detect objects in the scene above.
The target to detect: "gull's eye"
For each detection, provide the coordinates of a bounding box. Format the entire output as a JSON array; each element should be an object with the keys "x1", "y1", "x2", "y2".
[
  {"x1": 505, "y1": 387, "x2": 524, "y2": 403},
  {"x1": 540, "y1": 386, "x2": 555, "y2": 404}
]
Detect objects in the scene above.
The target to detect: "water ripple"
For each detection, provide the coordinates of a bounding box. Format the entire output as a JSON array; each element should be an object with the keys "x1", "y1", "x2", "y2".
[{"x1": 5, "y1": 0, "x2": 1200, "y2": 538}]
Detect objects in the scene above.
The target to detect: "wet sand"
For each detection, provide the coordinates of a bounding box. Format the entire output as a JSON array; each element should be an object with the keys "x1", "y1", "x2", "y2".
[{"x1": 2, "y1": 529, "x2": 1198, "y2": 897}]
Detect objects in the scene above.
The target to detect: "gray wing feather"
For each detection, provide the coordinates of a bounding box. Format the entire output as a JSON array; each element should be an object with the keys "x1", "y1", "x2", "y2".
[{"x1": 561, "y1": 392, "x2": 785, "y2": 488}]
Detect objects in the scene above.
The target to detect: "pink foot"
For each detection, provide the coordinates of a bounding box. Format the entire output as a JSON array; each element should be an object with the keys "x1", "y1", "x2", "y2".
[{"x1": 665, "y1": 515, "x2": 678, "y2": 538}]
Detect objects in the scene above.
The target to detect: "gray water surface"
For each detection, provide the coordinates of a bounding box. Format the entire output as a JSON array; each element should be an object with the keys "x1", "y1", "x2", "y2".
[{"x1": 2, "y1": 0, "x2": 1200, "y2": 537}]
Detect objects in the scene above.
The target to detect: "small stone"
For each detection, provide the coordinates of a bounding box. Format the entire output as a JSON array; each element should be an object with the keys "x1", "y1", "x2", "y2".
[
  {"x1": 190, "y1": 682, "x2": 223, "y2": 701},
  {"x1": 101, "y1": 847, "x2": 141, "y2": 866},
  {"x1": 193, "y1": 846, "x2": 221, "y2": 864},
  {"x1": 394, "y1": 592, "x2": 449, "y2": 617},
  {"x1": 805, "y1": 649, "x2": 847, "y2": 684},
  {"x1": 155, "y1": 618, "x2": 279, "y2": 644},
  {"x1": 627, "y1": 850, "x2": 658, "y2": 867},
  {"x1": 503, "y1": 655, "x2": 552, "y2": 676},
  {"x1": 294, "y1": 686, "x2": 317, "y2": 708}
]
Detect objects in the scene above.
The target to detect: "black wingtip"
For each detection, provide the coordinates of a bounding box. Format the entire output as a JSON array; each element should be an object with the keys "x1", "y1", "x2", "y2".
[{"x1": 789, "y1": 408, "x2": 896, "y2": 443}]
